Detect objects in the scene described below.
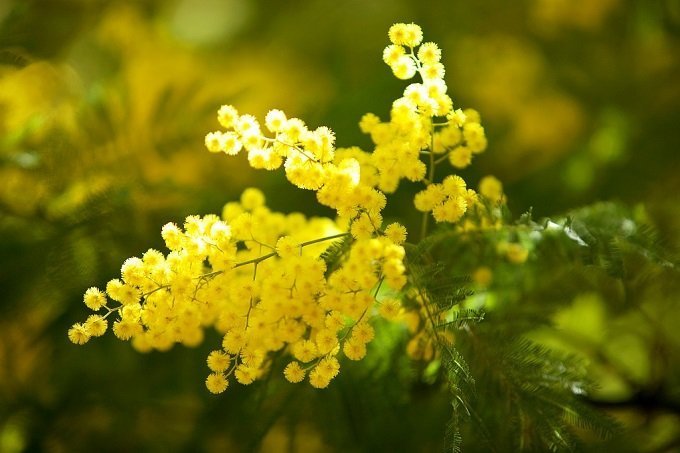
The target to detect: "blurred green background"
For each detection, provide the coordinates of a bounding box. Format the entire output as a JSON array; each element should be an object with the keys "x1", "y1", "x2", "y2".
[{"x1": 1, "y1": 0, "x2": 679, "y2": 451}]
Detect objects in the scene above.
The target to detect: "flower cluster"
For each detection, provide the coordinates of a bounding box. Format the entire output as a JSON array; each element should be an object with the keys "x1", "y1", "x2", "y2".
[
  {"x1": 69, "y1": 188, "x2": 408, "y2": 393},
  {"x1": 70, "y1": 23, "x2": 508, "y2": 394}
]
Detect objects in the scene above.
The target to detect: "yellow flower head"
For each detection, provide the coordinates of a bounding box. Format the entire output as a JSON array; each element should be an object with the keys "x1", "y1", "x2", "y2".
[
  {"x1": 217, "y1": 105, "x2": 239, "y2": 129},
  {"x1": 388, "y1": 23, "x2": 423, "y2": 47},
  {"x1": 284, "y1": 362, "x2": 306, "y2": 383},
  {"x1": 206, "y1": 372, "x2": 229, "y2": 394},
  {"x1": 68, "y1": 323, "x2": 91, "y2": 345},
  {"x1": 83, "y1": 287, "x2": 106, "y2": 311}
]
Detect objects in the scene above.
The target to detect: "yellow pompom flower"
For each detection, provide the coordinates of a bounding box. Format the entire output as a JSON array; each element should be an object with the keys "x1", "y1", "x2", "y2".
[
  {"x1": 283, "y1": 362, "x2": 306, "y2": 383},
  {"x1": 217, "y1": 105, "x2": 239, "y2": 129},
  {"x1": 391, "y1": 55, "x2": 417, "y2": 80},
  {"x1": 207, "y1": 350, "x2": 231, "y2": 372},
  {"x1": 388, "y1": 23, "x2": 423, "y2": 47},
  {"x1": 317, "y1": 356, "x2": 340, "y2": 379},
  {"x1": 440, "y1": 126, "x2": 462, "y2": 148},
  {"x1": 221, "y1": 132, "x2": 242, "y2": 155},
  {"x1": 449, "y1": 146, "x2": 472, "y2": 169},
  {"x1": 222, "y1": 328, "x2": 247, "y2": 354},
  {"x1": 379, "y1": 298, "x2": 402, "y2": 320},
  {"x1": 83, "y1": 287, "x2": 106, "y2": 311},
  {"x1": 421, "y1": 63, "x2": 445, "y2": 81},
  {"x1": 359, "y1": 113, "x2": 381, "y2": 134},
  {"x1": 343, "y1": 338, "x2": 367, "y2": 361},
  {"x1": 447, "y1": 108, "x2": 467, "y2": 127},
  {"x1": 68, "y1": 323, "x2": 91, "y2": 345},
  {"x1": 112, "y1": 319, "x2": 140, "y2": 340},
  {"x1": 432, "y1": 197, "x2": 467, "y2": 223},
  {"x1": 240, "y1": 187, "x2": 265, "y2": 210},
  {"x1": 351, "y1": 322, "x2": 375, "y2": 343},
  {"x1": 293, "y1": 340, "x2": 318, "y2": 363},
  {"x1": 265, "y1": 109, "x2": 287, "y2": 133},
  {"x1": 384, "y1": 223, "x2": 407, "y2": 245},
  {"x1": 414, "y1": 184, "x2": 446, "y2": 212},
  {"x1": 417, "y1": 42, "x2": 441, "y2": 64},
  {"x1": 205, "y1": 131, "x2": 224, "y2": 153},
  {"x1": 282, "y1": 118, "x2": 307, "y2": 142},
  {"x1": 235, "y1": 114, "x2": 260, "y2": 135},
  {"x1": 235, "y1": 364, "x2": 257, "y2": 385},
  {"x1": 324, "y1": 311, "x2": 345, "y2": 332},
  {"x1": 479, "y1": 175, "x2": 503, "y2": 204},
  {"x1": 382, "y1": 44, "x2": 405, "y2": 65},
  {"x1": 315, "y1": 329, "x2": 338, "y2": 355},
  {"x1": 309, "y1": 368, "x2": 331, "y2": 389},
  {"x1": 442, "y1": 175, "x2": 467, "y2": 196},
  {"x1": 461, "y1": 108, "x2": 479, "y2": 124},
  {"x1": 350, "y1": 214, "x2": 375, "y2": 240},
  {"x1": 403, "y1": 160, "x2": 427, "y2": 182},
  {"x1": 275, "y1": 236, "x2": 298, "y2": 258},
  {"x1": 206, "y1": 372, "x2": 229, "y2": 394},
  {"x1": 161, "y1": 222, "x2": 183, "y2": 251},
  {"x1": 84, "y1": 315, "x2": 108, "y2": 337}
]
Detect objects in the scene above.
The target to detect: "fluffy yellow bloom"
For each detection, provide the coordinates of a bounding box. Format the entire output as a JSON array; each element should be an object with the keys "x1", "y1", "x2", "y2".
[
  {"x1": 382, "y1": 44, "x2": 405, "y2": 65},
  {"x1": 283, "y1": 362, "x2": 306, "y2": 383},
  {"x1": 112, "y1": 319, "x2": 140, "y2": 340},
  {"x1": 315, "y1": 329, "x2": 338, "y2": 355},
  {"x1": 351, "y1": 322, "x2": 375, "y2": 344},
  {"x1": 207, "y1": 350, "x2": 231, "y2": 372},
  {"x1": 275, "y1": 235, "x2": 298, "y2": 258},
  {"x1": 309, "y1": 368, "x2": 331, "y2": 389},
  {"x1": 447, "y1": 108, "x2": 467, "y2": 127},
  {"x1": 432, "y1": 197, "x2": 467, "y2": 223},
  {"x1": 83, "y1": 287, "x2": 106, "y2": 311},
  {"x1": 417, "y1": 42, "x2": 441, "y2": 64},
  {"x1": 235, "y1": 364, "x2": 257, "y2": 385},
  {"x1": 161, "y1": 222, "x2": 183, "y2": 251},
  {"x1": 68, "y1": 323, "x2": 90, "y2": 345},
  {"x1": 282, "y1": 117, "x2": 307, "y2": 142},
  {"x1": 343, "y1": 338, "x2": 367, "y2": 361},
  {"x1": 479, "y1": 175, "x2": 504, "y2": 204},
  {"x1": 388, "y1": 23, "x2": 423, "y2": 47},
  {"x1": 391, "y1": 55, "x2": 417, "y2": 80},
  {"x1": 443, "y1": 175, "x2": 466, "y2": 196},
  {"x1": 217, "y1": 105, "x2": 239, "y2": 129},
  {"x1": 421, "y1": 63, "x2": 445, "y2": 81},
  {"x1": 414, "y1": 185, "x2": 446, "y2": 212},
  {"x1": 235, "y1": 114, "x2": 260, "y2": 135},
  {"x1": 265, "y1": 109, "x2": 287, "y2": 133},
  {"x1": 350, "y1": 214, "x2": 375, "y2": 240},
  {"x1": 317, "y1": 356, "x2": 340, "y2": 379},
  {"x1": 379, "y1": 298, "x2": 402, "y2": 320},
  {"x1": 384, "y1": 223, "x2": 407, "y2": 245},
  {"x1": 359, "y1": 113, "x2": 380, "y2": 133},
  {"x1": 293, "y1": 340, "x2": 318, "y2": 363},
  {"x1": 206, "y1": 372, "x2": 229, "y2": 394},
  {"x1": 205, "y1": 131, "x2": 223, "y2": 153},
  {"x1": 240, "y1": 187, "x2": 266, "y2": 210},
  {"x1": 84, "y1": 315, "x2": 108, "y2": 337},
  {"x1": 221, "y1": 132, "x2": 243, "y2": 155},
  {"x1": 222, "y1": 328, "x2": 247, "y2": 354},
  {"x1": 449, "y1": 146, "x2": 472, "y2": 169}
]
